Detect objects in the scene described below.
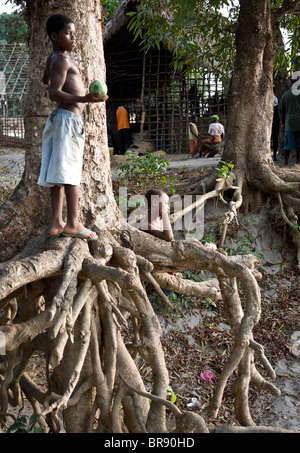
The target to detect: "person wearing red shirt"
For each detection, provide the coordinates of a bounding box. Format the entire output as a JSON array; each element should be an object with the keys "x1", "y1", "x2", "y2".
[{"x1": 116, "y1": 105, "x2": 132, "y2": 154}]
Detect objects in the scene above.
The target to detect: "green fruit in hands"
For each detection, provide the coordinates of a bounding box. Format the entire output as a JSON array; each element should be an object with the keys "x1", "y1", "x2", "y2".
[{"x1": 89, "y1": 80, "x2": 107, "y2": 98}]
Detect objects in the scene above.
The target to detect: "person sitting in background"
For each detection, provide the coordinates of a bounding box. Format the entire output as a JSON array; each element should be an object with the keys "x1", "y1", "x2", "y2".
[{"x1": 200, "y1": 114, "x2": 224, "y2": 157}]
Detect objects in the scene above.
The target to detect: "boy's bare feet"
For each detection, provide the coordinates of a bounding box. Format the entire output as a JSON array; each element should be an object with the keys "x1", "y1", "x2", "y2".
[
  {"x1": 50, "y1": 222, "x2": 66, "y2": 237},
  {"x1": 62, "y1": 223, "x2": 98, "y2": 240}
]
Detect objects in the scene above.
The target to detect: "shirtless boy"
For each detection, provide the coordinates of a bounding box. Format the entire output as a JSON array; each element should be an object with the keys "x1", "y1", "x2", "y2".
[
  {"x1": 139, "y1": 189, "x2": 202, "y2": 245},
  {"x1": 38, "y1": 14, "x2": 108, "y2": 239}
]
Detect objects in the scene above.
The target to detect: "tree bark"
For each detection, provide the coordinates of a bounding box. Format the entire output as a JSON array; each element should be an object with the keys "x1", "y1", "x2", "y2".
[
  {"x1": 0, "y1": 0, "x2": 117, "y2": 263},
  {"x1": 193, "y1": 0, "x2": 300, "y2": 265},
  {"x1": 223, "y1": 0, "x2": 274, "y2": 207},
  {"x1": 0, "y1": 0, "x2": 117, "y2": 432}
]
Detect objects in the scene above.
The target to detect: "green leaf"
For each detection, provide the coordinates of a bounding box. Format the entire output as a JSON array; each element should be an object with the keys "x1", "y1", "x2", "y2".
[
  {"x1": 32, "y1": 427, "x2": 44, "y2": 433},
  {"x1": 7, "y1": 417, "x2": 27, "y2": 433},
  {"x1": 166, "y1": 384, "x2": 177, "y2": 404}
]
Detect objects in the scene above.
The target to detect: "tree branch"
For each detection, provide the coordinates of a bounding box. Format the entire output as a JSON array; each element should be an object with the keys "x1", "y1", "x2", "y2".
[{"x1": 273, "y1": 0, "x2": 300, "y2": 22}]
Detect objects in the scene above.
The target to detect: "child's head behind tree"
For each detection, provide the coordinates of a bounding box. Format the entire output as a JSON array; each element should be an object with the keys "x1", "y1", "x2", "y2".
[{"x1": 140, "y1": 189, "x2": 173, "y2": 242}]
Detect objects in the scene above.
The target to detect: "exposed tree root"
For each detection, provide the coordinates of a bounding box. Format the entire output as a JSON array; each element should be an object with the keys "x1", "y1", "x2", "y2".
[
  {"x1": 277, "y1": 192, "x2": 300, "y2": 268},
  {"x1": 210, "y1": 425, "x2": 299, "y2": 433},
  {"x1": 1, "y1": 157, "x2": 299, "y2": 432},
  {"x1": 182, "y1": 160, "x2": 300, "y2": 267},
  {"x1": 0, "y1": 217, "x2": 292, "y2": 433}
]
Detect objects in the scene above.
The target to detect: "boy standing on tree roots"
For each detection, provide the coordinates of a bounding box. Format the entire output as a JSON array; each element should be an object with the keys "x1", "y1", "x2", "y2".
[{"x1": 38, "y1": 14, "x2": 108, "y2": 239}]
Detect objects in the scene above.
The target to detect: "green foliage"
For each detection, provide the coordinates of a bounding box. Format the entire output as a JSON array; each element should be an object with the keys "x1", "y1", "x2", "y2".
[
  {"x1": 116, "y1": 152, "x2": 177, "y2": 190},
  {"x1": 148, "y1": 384, "x2": 177, "y2": 404},
  {"x1": 148, "y1": 288, "x2": 195, "y2": 313},
  {"x1": 177, "y1": 271, "x2": 218, "y2": 312},
  {"x1": 275, "y1": 2, "x2": 300, "y2": 76},
  {"x1": 201, "y1": 297, "x2": 218, "y2": 312},
  {"x1": 0, "y1": 11, "x2": 28, "y2": 43},
  {"x1": 102, "y1": 0, "x2": 122, "y2": 23},
  {"x1": 167, "y1": 385, "x2": 177, "y2": 404},
  {"x1": 217, "y1": 160, "x2": 235, "y2": 179},
  {"x1": 224, "y1": 235, "x2": 264, "y2": 260},
  {"x1": 127, "y1": 0, "x2": 300, "y2": 80},
  {"x1": 201, "y1": 232, "x2": 217, "y2": 243},
  {"x1": 7, "y1": 414, "x2": 44, "y2": 433},
  {"x1": 180, "y1": 269, "x2": 203, "y2": 282},
  {"x1": 127, "y1": 0, "x2": 237, "y2": 80}
]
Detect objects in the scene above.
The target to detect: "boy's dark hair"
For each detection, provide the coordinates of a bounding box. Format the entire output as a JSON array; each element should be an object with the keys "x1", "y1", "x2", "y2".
[
  {"x1": 145, "y1": 188, "x2": 166, "y2": 205},
  {"x1": 46, "y1": 14, "x2": 74, "y2": 40}
]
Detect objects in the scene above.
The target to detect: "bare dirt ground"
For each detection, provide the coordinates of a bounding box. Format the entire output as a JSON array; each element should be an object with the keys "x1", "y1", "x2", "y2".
[{"x1": 0, "y1": 146, "x2": 299, "y2": 432}]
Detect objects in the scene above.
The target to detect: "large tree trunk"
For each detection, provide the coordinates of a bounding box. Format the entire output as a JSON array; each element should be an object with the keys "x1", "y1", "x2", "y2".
[
  {"x1": 190, "y1": 0, "x2": 300, "y2": 262},
  {"x1": 0, "y1": 0, "x2": 164, "y2": 433},
  {"x1": 225, "y1": 0, "x2": 274, "y2": 206},
  {"x1": 0, "y1": 0, "x2": 117, "y2": 262},
  {"x1": 24, "y1": 0, "x2": 117, "y2": 433}
]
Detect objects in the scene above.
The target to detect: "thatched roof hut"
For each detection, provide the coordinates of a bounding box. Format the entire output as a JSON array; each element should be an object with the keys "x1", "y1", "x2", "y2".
[
  {"x1": 104, "y1": 0, "x2": 226, "y2": 154},
  {"x1": 104, "y1": 0, "x2": 144, "y2": 100}
]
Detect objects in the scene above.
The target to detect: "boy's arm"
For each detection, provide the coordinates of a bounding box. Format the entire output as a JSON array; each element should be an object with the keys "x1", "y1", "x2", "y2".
[
  {"x1": 144, "y1": 227, "x2": 174, "y2": 242},
  {"x1": 48, "y1": 56, "x2": 70, "y2": 102},
  {"x1": 143, "y1": 211, "x2": 174, "y2": 242},
  {"x1": 48, "y1": 55, "x2": 107, "y2": 104}
]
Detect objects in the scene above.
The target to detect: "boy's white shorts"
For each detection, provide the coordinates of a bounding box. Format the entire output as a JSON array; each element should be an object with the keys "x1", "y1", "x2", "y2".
[{"x1": 38, "y1": 108, "x2": 85, "y2": 188}]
